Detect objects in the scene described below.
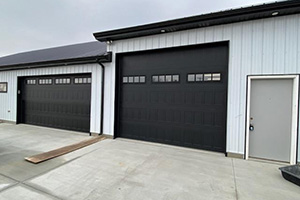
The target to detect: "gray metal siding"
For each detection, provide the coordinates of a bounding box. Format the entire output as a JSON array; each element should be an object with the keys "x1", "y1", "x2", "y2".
[
  {"x1": 0, "y1": 63, "x2": 102, "y2": 134},
  {"x1": 102, "y1": 14, "x2": 300, "y2": 159}
]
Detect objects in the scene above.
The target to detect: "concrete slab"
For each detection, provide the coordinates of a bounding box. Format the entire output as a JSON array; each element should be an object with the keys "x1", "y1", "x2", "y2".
[
  {"x1": 0, "y1": 123, "x2": 97, "y2": 181},
  {"x1": 0, "y1": 185, "x2": 58, "y2": 200},
  {"x1": 1, "y1": 124, "x2": 300, "y2": 200},
  {"x1": 0, "y1": 174, "x2": 17, "y2": 191},
  {"x1": 233, "y1": 159, "x2": 300, "y2": 200},
  {"x1": 27, "y1": 139, "x2": 237, "y2": 200}
]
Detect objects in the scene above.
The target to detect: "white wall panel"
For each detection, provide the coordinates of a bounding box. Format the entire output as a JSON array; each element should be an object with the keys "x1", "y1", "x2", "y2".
[
  {"x1": 262, "y1": 18, "x2": 275, "y2": 74},
  {"x1": 188, "y1": 29, "x2": 197, "y2": 45},
  {"x1": 213, "y1": 25, "x2": 223, "y2": 42},
  {"x1": 159, "y1": 35, "x2": 167, "y2": 48},
  {"x1": 0, "y1": 63, "x2": 102, "y2": 134},
  {"x1": 197, "y1": 29, "x2": 205, "y2": 43},
  {"x1": 251, "y1": 21, "x2": 263, "y2": 74},
  {"x1": 205, "y1": 26, "x2": 214, "y2": 43},
  {"x1": 104, "y1": 14, "x2": 300, "y2": 160},
  {"x1": 273, "y1": 17, "x2": 286, "y2": 73},
  {"x1": 180, "y1": 30, "x2": 189, "y2": 45},
  {"x1": 285, "y1": 16, "x2": 298, "y2": 73}
]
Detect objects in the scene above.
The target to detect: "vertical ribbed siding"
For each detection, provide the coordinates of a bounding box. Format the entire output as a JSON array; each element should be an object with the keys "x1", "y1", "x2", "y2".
[
  {"x1": 0, "y1": 63, "x2": 102, "y2": 134},
  {"x1": 103, "y1": 14, "x2": 300, "y2": 158}
]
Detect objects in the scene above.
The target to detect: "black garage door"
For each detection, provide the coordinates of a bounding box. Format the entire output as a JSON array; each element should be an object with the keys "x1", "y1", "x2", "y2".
[
  {"x1": 17, "y1": 74, "x2": 91, "y2": 133},
  {"x1": 116, "y1": 42, "x2": 228, "y2": 152}
]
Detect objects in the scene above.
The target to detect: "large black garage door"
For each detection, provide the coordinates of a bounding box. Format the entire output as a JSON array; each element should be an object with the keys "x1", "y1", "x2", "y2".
[
  {"x1": 116, "y1": 42, "x2": 228, "y2": 152},
  {"x1": 17, "y1": 74, "x2": 91, "y2": 133}
]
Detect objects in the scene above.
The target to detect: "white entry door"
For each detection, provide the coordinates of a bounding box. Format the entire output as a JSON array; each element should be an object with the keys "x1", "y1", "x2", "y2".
[{"x1": 249, "y1": 79, "x2": 293, "y2": 162}]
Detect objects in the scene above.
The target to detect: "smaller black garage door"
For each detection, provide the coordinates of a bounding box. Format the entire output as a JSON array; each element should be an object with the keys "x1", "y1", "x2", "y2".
[{"x1": 17, "y1": 74, "x2": 91, "y2": 133}]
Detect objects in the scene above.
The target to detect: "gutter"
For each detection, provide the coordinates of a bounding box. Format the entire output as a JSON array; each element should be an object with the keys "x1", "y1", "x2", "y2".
[
  {"x1": 0, "y1": 52, "x2": 112, "y2": 72},
  {"x1": 96, "y1": 52, "x2": 113, "y2": 135},
  {"x1": 97, "y1": 52, "x2": 112, "y2": 135},
  {"x1": 97, "y1": 60, "x2": 107, "y2": 136}
]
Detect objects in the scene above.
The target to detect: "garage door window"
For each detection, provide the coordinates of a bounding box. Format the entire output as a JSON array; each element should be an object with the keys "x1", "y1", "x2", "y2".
[
  {"x1": 55, "y1": 78, "x2": 71, "y2": 84},
  {"x1": 212, "y1": 73, "x2": 221, "y2": 81},
  {"x1": 188, "y1": 73, "x2": 221, "y2": 82},
  {"x1": 159, "y1": 75, "x2": 165, "y2": 82},
  {"x1": 140, "y1": 76, "x2": 146, "y2": 83},
  {"x1": 188, "y1": 74, "x2": 195, "y2": 82},
  {"x1": 152, "y1": 75, "x2": 180, "y2": 83},
  {"x1": 123, "y1": 76, "x2": 146, "y2": 84},
  {"x1": 204, "y1": 74, "x2": 212, "y2": 81},
  {"x1": 74, "y1": 77, "x2": 91, "y2": 84},
  {"x1": 26, "y1": 79, "x2": 36, "y2": 85},
  {"x1": 39, "y1": 79, "x2": 52, "y2": 85}
]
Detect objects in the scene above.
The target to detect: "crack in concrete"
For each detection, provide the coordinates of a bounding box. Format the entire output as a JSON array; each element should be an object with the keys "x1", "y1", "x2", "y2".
[
  {"x1": 0, "y1": 173, "x2": 19, "y2": 193},
  {"x1": 22, "y1": 182, "x2": 64, "y2": 200},
  {"x1": 231, "y1": 159, "x2": 239, "y2": 200}
]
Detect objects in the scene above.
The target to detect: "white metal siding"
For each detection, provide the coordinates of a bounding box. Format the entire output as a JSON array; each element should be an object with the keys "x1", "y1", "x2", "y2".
[
  {"x1": 103, "y1": 14, "x2": 300, "y2": 159},
  {"x1": 0, "y1": 63, "x2": 102, "y2": 134}
]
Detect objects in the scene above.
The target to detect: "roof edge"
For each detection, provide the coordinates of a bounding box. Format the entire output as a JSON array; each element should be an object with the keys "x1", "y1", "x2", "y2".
[
  {"x1": 94, "y1": 0, "x2": 300, "y2": 42},
  {"x1": 0, "y1": 52, "x2": 112, "y2": 72}
]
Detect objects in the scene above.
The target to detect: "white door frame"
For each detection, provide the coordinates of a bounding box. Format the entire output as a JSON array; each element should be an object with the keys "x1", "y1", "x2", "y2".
[{"x1": 245, "y1": 75, "x2": 299, "y2": 164}]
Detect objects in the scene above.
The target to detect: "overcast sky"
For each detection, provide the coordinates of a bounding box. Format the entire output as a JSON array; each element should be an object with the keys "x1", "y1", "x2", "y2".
[{"x1": 0, "y1": 0, "x2": 274, "y2": 57}]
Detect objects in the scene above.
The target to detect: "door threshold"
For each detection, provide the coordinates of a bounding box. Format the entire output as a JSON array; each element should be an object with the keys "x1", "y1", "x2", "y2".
[{"x1": 249, "y1": 157, "x2": 289, "y2": 165}]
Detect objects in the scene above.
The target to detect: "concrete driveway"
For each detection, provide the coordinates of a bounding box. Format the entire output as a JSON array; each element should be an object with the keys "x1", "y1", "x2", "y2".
[{"x1": 0, "y1": 123, "x2": 299, "y2": 200}]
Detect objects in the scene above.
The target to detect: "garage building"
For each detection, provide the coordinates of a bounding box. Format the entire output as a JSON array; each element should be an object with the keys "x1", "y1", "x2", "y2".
[
  {"x1": 93, "y1": 0, "x2": 300, "y2": 164},
  {"x1": 0, "y1": 42, "x2": 111, "y2": 133},
  {"x1": 1, "y1": 1, "x2": 300, "y2": 164}
]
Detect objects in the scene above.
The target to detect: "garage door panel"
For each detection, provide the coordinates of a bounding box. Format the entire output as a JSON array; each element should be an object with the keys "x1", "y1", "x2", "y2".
[
  {"x1": 19, "y1": 74, "x2": 91, "y2": 132},
  {"x1": 117, "y1": 43, "x2": 228, "y2": 152}
]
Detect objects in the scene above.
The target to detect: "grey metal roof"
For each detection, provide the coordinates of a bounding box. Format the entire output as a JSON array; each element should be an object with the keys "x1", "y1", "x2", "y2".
[
  {"x1": 0, "y1": 41, "x2": 107, "y2": 67},
  {"x1": 94, "y1": 0, "x2": 300, "y2": 42}
]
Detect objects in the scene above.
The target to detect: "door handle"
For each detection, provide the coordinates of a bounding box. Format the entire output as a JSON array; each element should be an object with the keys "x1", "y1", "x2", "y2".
[
  {"x1": 249, "y1": 117, "x2": 254, "y2": 131},
  {"x1": 249, "y1": 124, "x2": 254, "y2": 131}
]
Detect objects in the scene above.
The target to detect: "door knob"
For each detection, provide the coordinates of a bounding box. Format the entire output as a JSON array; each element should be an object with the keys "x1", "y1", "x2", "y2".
[{"x1": 249, "y1": 124, "x2": 254, "y2": 131}]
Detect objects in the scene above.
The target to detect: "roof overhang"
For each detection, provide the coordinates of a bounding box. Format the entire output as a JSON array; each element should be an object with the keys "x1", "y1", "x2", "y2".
[
  {"x1": 94, "y1": 0, "x2": 300, "y2": 42},
  {"x1": 0, "y1": 52, "x2": 112, "y2": 72}
]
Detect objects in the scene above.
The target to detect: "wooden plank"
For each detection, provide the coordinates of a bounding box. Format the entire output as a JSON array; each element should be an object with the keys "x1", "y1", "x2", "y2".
[{"x1": 25, "y1": 136, "x2": 106, "y2": 164}]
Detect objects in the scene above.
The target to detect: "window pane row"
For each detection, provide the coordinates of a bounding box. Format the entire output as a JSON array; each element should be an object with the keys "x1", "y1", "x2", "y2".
[
  {"x1": 39, "y1": 79, "x2": 52, "y2": 85},
  {"x1": 55, "y1": 78, "x2": 71, "y2": 84},
  {"x1": 26, "y1": 80, "x2": 36, "y2": 85},
  {"x1": 123, "y1": 76, "x2": 146, "y2": 84},
  {"x1": 188, "y1": 73, "x2": 221, "y2": 82},
  {"x1": 152, "y1": 75, "x2": 180, "y2": 83},
  {"x1": 74, "y1": 78, "x2": 91, "y2": 84},
  {"x1": 26, "y1": 77, "x2": 91, "y2": 85}
]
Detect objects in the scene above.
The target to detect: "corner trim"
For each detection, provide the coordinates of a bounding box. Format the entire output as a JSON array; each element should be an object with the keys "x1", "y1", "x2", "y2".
[
  {"x1": 99, "y1": 133, "x2": 113, "y2": 139},
  {"x1": 227, "y1": 152, "x2": 244, "y2": 159},
  {"x1": 0, "y1": 119, "x2": 16, "y2": 124}
]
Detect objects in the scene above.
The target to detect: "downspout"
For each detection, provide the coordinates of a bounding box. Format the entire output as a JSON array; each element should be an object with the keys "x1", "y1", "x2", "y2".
[{"x1": 97, "y1": 60, "x2": 105, "y2": 135}]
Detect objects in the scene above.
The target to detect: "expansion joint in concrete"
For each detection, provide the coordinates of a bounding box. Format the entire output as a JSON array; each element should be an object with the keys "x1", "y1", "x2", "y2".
[{"x1": 231, "y1": 159, "x2": 239, "y2": 200}]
